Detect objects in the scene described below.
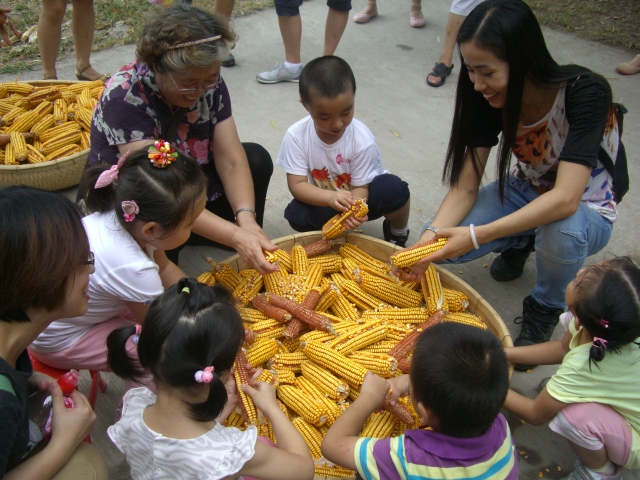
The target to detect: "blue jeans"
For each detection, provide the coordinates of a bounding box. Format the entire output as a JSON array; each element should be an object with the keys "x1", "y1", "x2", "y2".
[{"x1": 424, "y1": 176, "x2": 613, "y2": 309}]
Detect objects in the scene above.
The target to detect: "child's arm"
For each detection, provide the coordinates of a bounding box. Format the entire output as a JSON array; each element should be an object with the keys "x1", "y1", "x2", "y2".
[
  {"x1": 321, "y1": 373, "x2": 390, "y2": 470},
  {"x1": 153, "y1": 250, "x2": 187, "y2": 289},
  {"x1": 287, "y1": 174, "x2": 354, "y2": 212},
  {"x1": 504, "y1": 387, "x2": 567, "y2": 426},
  {"x1": 505, "y1": 329, "x2": 572, "y2": 367},
  {"x1": 234, "y1": 381, "x2": 314, "y2": 480}
]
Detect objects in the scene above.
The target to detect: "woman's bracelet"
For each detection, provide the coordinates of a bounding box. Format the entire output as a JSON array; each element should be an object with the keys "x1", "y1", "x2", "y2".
[
  {"x1": 234, "y1": 207, "x2": 256, "y2": 224},
  {"x1": 469, "y1": 224, "x2": 480, "y2": 250}
]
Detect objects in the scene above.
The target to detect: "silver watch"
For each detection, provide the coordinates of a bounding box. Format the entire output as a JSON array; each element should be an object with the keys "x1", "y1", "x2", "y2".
[{"x1": 425, "y1": 225, "x2": 439, "y2": 234}]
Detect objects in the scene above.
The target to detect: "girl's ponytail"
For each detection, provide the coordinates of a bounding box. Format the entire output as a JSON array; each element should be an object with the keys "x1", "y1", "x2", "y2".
[
  {"x1": 79, "y1": 164, "x2": 118, "y2": 213},
  {"x1": 190, "y1": 367, "x2": 229, "y2": 422},
  {"x1": 107, "y1": 324, "x2": 145, "y2": 380}
]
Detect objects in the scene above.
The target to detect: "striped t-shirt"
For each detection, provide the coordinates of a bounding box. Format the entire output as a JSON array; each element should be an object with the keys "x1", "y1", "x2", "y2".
[{"x1": 354, "y1": 413, "x2": 517, "y2": 480}]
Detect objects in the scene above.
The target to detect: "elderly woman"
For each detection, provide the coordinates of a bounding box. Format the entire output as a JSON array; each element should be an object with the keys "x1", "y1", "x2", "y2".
[{"x1": 88, "y1": 4, "x2": 277, "y2": 273}]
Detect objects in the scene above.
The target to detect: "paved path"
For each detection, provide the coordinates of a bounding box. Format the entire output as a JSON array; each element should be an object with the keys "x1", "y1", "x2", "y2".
[{"x1": 4, "y1": 1, "x2": 639, "y2": 477}]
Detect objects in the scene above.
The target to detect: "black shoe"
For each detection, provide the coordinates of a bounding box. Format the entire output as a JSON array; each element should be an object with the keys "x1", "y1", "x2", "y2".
[
  {"x1": 513, "y1": 295, "x2": 563, "y2": 371},
  {"x1": 383, "y1": 219, "x2": 409, "y2": 247},
  {"x1": 222, "y1": 53, "x2": 236, "y2": 67},
  {"x1": 490, "y1": 235, "x2": 536, "y2": 282}
]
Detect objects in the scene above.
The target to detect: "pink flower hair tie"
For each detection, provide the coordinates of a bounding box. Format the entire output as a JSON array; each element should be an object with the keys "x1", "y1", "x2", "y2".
[
  {"x1": 593, "y1": 337, "x2": 608, "y2": 349},
  {"x1": 132, "y1": 324, "x2": 142, "y2": 345},
  {"x1": 94, "y1": 150, "x2": 131, "y2": 188},
  {"x1": 600, "y1": 319, "x2": 610, "y2": 328},
  {"x1": 121, "y1": 200, "x2": 139, "y2": 223},
  {"x1": 195, "y1": 366, "x2": 214, "y2": 383},
  {"x1": 148, "y1": 140, "x2": 178, "y2": 168}
]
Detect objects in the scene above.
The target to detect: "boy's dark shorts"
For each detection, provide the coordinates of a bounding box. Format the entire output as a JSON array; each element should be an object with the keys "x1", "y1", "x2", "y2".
[
  {"x1": 284, "y1": 173, "x2": 410, "y2": 232},
  {"x1": 275, "y1": 0, "x2": 351, "y2": 16}
]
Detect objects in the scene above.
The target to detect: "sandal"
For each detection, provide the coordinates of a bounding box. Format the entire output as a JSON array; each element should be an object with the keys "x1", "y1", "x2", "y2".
[
  {"x1": 409, "y1": 15, "x2": 426, "y2": 28},
  {"x1": 353, "y1": 11, "x2": 378, "y2": 23},
  {"x1": 75, "y1": 64, "x2": 111, "y2": 83},
  {"x1": 615, "y1": 54, "x2": 640, "y2": 75},
  {"x1": 426, "y1": 62, "x2": 453, "y2": 87}
]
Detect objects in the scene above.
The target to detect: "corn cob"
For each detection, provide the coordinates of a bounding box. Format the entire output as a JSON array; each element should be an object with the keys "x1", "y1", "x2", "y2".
[
  {"x1": 340, "y1": 279, "x2": 386, "y2": 310},
  {"x1": 0, "y1": 99, "x2": 14, "y2": 115},
  {"x1": 41, "y1": 132, "x2": 82, "y2": 157},
  {"x1": 273, "y1": 368, "x2": 297, "y2": 385},
  {"x1": 295, "y1": 376, "x2": 342, "y2": 424},
  {"x1": 303, "y1": 263, "x2": 324, "y2": 290},
  {"x1": 314, "y1": 283, "x2": 340, "y2": 313},
  {"x1": 0, "y1": 106, "x2": 27, "y2": 127},
  {"x1": 77, "y1": 87, "x2": 93, "y2": 109},
  {"x1": 329, "y1": 291, "x2": 360, "y2": 322},
  {"x1": 233, "y1": 271, "x2": 263, "y2": 306},
  {"x1": 291, "y1": 244, "x2": 309, "y2": 275},
  {"x1": 9, "y1": 132, "x2": 27, "y2": 162},
  {"x1": 283, "y1": 288, "x2": 322, "y2": 338},
  {"x1": 308, "y1": 254, "x2": 342, "y2": 274},
  {"x1": 206, "y1": 259, "x2": 242, "y2": 290},
  {"x1": 52, "y1": 99, "x2": 68, "y2": 125},
  {"x1": 6, "y1": 110, "x2": 39, "y2": 134},
  {"x1": 237, "y1": 307, "x2": 269, "y2": 323},
  {"x1": 422, "y1": 264, "x2": 448, "y2": 310},
  {"x1": 329, "y1": 323, "x2": 388, "y2": 355},
  {"x1": 27, "y1": 87, "x2": 61, "y2": 105},
  {"x1": 32, "y1": 137, "x2": 43, "y2": 154},
  {"x1": 3, "y1": 83, "x2": 34, "y2": 96},
  {"x1": 4, "y1": 143, "x2": 16, "y2": 165},
  {"x1": 301, "y1": 341, "x2": 367, "y2": 387},
  {"x1": 0, "y1": 149, "x2": 4, "y2": 164},
  {"x1": 383, "y1": 394, "x2": 415, "y2": 425},
  {"x1": 74, "y1": 106, "x2": 93, "y2": 132},
  {"x1": 90, "y1": 84, "x2": 104, "y2": 99},
  {"x1": 45, "y1": 144, "x2": 81, "y2": 161},
  {"x1": 360, "y1": 411, "x2": 397, "y2": 438},
  {"x1": 348, "y1": 352, "x2": 397, "y2": 377},
  {"x1": 79, "y1": 131, "x2": 90, "y2": 151},
  {"x1": 251, "y1": 294, "x2": 292, "y2": 323},
  {"x1": 255, "y1": 368, "x2": 278, "y2": 386},
  {"x1": 397, "y1": 357, "x2": 411, "y2": 373},
  {"x1": 360, "y1": 271, "x2": 423, "y2": 308},
  {"x1": 322, "y1": 198, "x2": 368, "y2": 239},
  {"x1": 246, "y1": 318, "x2": 285, "y2": 334},
  {"x1": 444, "y1": 312, "x2": 488, "y2": 330},
  {"x1": 291, "y1": 417, "x2": 324, "y2": 460},
  {"x1": 245, "y1": 338, "x2": 279, "y2": 367},
  {"x1": 265, "y1": 293, "x2": 336, "y2": 334},
  {"x1": 303, "y1": 237, "x2": 346, "y2": 257},
  {"x1": 277, "y1": 385, "x2": 328, "y2": 427},
  {"x1": 340, "y1": 257, "x2": 359, "y2": 281},
  {"x1": 280, "y1": 337, "x2": 300, "y2": 352},
  {"x1": 66, "y1": 80, "x2": 104, "y2": 95},
  {"x1": 299, "y1": 329, "x2": 337, "y2": 344},
  {"x1": 0, "y1": 84, "x2": 6, "y2": 99},
  {"x1": 254, "y1": 326, "x2": 286, "y2": 341},
  {"x1": 361, "y1": 306, "x2": 430, "y2": 325},
  {"x1": 300, "y1": 361, "x2": 349, "y2": 400},
  {"x1": 224, "y1": 412, "x2": 245, "y2": 429},
  {"x1": 443, "y1": 288, "x2": 470, "y2": 312},
  {"x1": 196, "y1": 271, "x2": 216, "y2": 286},
  {"x1": 60, "y1": 89, "x2": 77, "y2": 104},
  {"x1": 360, "y1": 340, "x2": 399, "y2": 354},
  {"x1": 262, "y1": 269, "x2": 284, "y2": 295},
  {"x1": 234, "y1": 350, "x2": 258, "y2": 426},
  {"x1": 390, "y1": 237, "x2": 448, "y2": 269},
  {"x1": 339, "y1": 244, "x2": 390, "y2": 275},
  {"x1": 269, "y1": 249, "x2": 293, "y2": 273},
  {"x1": 38, "y1": 122, "x2": 81, "y2": 143},
  {"x1": 387, "y1": 310, "x2": 445, "y2": 360},
  {"x1": 29, "y1": 114, "x2": 55, "y2": 137},
  {"x1": 314, "y1": 466, "x2": 357, "y2": 479},
  {"x1": 268, "y1": 351, "x2": 308, "y2": 373}
]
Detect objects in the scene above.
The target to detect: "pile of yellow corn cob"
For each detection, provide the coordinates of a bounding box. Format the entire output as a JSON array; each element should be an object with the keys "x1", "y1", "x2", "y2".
[
  {"x1": 0, "y1": 80, "x2": 104, "y2": 165},
  {"x1": 198, "y1": 238, "x2": 488, "y2": 479}
]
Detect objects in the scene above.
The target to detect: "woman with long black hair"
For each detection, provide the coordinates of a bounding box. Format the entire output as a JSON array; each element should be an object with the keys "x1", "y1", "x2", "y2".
[{"x1": 400, "y1": 0, "x2": 621, "y2": 370}]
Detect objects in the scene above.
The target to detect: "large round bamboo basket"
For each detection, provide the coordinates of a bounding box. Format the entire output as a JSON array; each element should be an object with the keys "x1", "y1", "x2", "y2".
[
  {"x1": 223, "y1": 232, "x2": 513, "y2": 480},
  {"x1": 0, "y1": 80, "x2": 90, "y2": 191}
]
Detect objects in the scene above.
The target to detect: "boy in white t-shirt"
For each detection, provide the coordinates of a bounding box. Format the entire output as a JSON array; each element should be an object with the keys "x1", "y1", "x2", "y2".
[{"x1": 276, "y1": 56, "x2": 411, "y2": 246}]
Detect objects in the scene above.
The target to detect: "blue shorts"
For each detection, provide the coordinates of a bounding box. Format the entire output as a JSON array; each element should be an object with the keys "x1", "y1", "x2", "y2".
[
  {"x1": 284, "y1": 173, "x2": 409, "y2": 232},
  {"x1": 275, "y1": 0, "x2": 352, "y2": 16}
]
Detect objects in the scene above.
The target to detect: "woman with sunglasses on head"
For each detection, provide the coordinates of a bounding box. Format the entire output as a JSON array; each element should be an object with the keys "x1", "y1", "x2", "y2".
[{"x1": 88, "y1": 4, "x2": 278, "y2": 274}]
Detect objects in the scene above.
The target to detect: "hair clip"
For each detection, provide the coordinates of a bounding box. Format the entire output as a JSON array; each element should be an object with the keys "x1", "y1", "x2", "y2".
[
  {"x1": 167, "y1": 35, "x2": 222, "y2": 50},
  {"x1": 132, "y1": 324, "x2": 142, "y2": 345},
  {"x1": 94, "y1": 150, "x2": 131, "y2": 188},
  {"x1": 148, "y1": 140, "x2": 178, "y2": 168},
  {"x1": 195, "y1": 366, "x2": 214, "y2": 383},
  {"x1": 181, "y1": 287, "x2": 190, "y2": 294},
  {"x1": 593, "y1": 337, "x2": 608, "y2": 349},
  {"x1": 121, "y1": 200, "x2": 139, "y2": 223},
  {"x1": 600, "y1": 319, "x2": 610, "y2": 329}
]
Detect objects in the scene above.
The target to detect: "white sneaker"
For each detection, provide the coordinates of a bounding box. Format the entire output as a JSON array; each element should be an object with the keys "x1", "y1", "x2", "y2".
[{"x1": 256, "y1": 63, "x2": 303, "y2": 84}]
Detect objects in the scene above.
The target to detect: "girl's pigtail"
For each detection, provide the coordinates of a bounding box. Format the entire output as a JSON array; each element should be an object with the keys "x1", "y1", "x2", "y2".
[
  {"x1": 107, "y1": 325, "x2": 146, "y2": 381},
  {"x1": 588, "y1": 337, "x2": 607, "y2": 365},
  {"x1": 78, "y1": 164, "x2": 118, "y2": 214},
  {"x1": 190, "y1": 369, "x2": 229, "y2": 422}
]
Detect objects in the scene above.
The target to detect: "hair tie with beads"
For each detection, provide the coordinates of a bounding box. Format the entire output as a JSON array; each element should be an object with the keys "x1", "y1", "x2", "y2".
[
  {"x1": 195, "y1": 366, "x2": 214, "y2": 383},
  {"x1": 600, "y1": 319, "x2": 610, "y2": 329}
]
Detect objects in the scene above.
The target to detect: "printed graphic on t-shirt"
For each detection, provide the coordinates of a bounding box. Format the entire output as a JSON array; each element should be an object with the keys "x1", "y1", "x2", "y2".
[{"x1": 311, "y1": 167, "x2": 351, "y2": 191}]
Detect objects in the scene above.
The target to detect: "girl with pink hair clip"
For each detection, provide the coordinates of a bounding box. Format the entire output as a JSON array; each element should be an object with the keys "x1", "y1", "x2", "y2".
[
  {"x1": 29, "y1": 142, "x2": 207, "y2": 391},
  {"x1": 504, "y1": 257, "x2": 640, "y2": 480},
  {"x1": 106, "y1": 279, "x2": 314, "y2": 480}
]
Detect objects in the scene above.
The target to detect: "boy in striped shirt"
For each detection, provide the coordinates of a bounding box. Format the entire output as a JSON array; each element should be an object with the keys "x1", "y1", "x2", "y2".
[{"x1": 321, "y1": 322, "x2": 517, "y2": 479}]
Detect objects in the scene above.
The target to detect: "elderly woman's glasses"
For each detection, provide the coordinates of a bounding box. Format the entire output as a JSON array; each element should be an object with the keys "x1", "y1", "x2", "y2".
[
  {"x1": 167, "y1": 72, "x2": 222, "y2": 95},
  {"x1": 86, "y1": 251, "x2": 95, "y2": 266}
]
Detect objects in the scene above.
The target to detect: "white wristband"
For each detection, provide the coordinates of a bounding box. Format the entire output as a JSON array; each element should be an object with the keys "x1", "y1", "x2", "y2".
[{"x1": 469, "y1": 224, "x2": 480, "y2": 250}]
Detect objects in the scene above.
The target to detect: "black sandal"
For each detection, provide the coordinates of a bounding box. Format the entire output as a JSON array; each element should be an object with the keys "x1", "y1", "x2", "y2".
[{"x1": 426, "y1": 62, "x2": 454, "y2": 87}]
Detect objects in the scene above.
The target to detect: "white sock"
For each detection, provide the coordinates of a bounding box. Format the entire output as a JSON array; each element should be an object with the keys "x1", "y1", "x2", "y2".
[
  {"x1": 284, "y1": 61, "x2": 302, "y2": 71},
  {"x1": 390, "y1": 225, "x2": 409, "y2": 238}
]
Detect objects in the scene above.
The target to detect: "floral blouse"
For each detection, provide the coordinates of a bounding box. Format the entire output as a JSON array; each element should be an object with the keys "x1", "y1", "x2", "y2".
[{"x1": 88, "y1": 61, "x2": 232, "y2": 201}]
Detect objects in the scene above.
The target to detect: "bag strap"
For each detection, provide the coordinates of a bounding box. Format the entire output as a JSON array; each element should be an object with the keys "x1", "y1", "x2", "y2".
[{"x1": 0, "y1": 374, "x2": 16, "y2": 396}]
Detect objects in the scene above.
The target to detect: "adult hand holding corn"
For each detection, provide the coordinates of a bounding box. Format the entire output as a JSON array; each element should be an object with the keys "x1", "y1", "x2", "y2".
[{"x1": 0, "y1": 7, "x2": 20, "y2": 47}]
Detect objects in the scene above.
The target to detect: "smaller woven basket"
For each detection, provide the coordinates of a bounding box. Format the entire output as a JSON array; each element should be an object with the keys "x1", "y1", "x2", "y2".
[{"x1": 0, "y1": 80, "x2": 90, "y2": 191}]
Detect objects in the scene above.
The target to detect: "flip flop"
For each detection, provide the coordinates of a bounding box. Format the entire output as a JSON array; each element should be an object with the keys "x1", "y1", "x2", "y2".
[
  {"x1": 410, "y1": 15, "x2": 426, "y2": 28},
  {"x1": 615, "y1": 54, "x2": 640, "y2": 75},
  {"x1": 353, "y1": 11, "x2": 378, "y2": 24},
  {"x1": 426, "y1": 62, "x2": 454, "y2": 87}
]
